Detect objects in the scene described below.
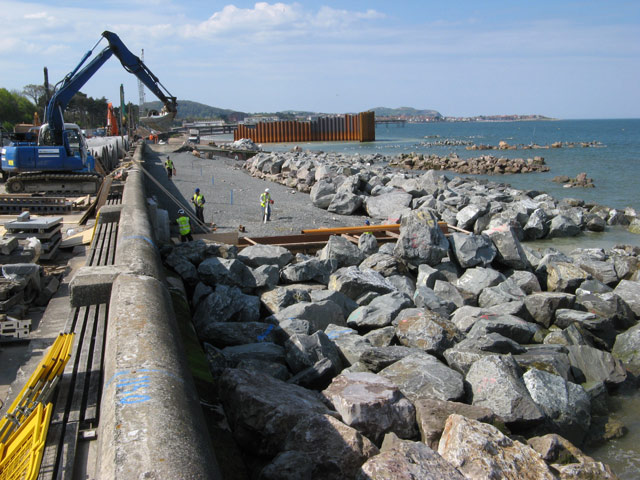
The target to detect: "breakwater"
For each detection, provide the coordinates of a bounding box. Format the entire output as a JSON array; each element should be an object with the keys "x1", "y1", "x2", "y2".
[{"x1": 234, "y1": 111, "x2": 375, "y2": 143}]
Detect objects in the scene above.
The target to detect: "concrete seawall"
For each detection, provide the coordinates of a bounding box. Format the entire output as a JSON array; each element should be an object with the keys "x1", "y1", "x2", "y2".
[{"x1": 93, "y1": 143, "x2": 221, "y2": 479}]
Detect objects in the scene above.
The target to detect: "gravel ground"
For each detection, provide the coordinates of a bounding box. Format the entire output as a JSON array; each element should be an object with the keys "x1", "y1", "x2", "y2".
[{"x1": 143, "y1": 143, "x2": 372, "y2": 239}]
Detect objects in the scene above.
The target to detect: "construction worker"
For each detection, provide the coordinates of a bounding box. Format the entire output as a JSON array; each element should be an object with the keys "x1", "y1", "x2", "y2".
[
  {"x1": 176, "y1": 209, "x2": 193, "y2": 242},
  {"x1": 192, "y1": 188, "x2": 205, "y2": 224},
  {"x1": 260, "y1": 188, "x2": 273, "y2": 222},
  {"x1": 165, "y1": 156, "x2": 174, "y2": 179}
]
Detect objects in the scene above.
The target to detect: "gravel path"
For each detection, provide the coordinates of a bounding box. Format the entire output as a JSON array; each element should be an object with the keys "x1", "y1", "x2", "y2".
[{"x1": 143, "y1": 144, "x2": 372, "y2": 238}]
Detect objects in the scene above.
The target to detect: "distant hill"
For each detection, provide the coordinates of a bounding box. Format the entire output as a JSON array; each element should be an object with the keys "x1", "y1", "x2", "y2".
[
  {"x1": 142, "y1": 100, "x2": 247, "y2": 122},
  {"x1": 141, "y1": 101, "x2": 446, "y2": 121},
  {"x1": 371, "y1": 106, "x2": 442, "y2": 118}
]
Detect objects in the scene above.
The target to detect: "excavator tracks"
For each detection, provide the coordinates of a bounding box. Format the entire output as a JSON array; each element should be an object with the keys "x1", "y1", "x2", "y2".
[{"x1": 5, "y1": 173, "x2": 102, "y2": 194}]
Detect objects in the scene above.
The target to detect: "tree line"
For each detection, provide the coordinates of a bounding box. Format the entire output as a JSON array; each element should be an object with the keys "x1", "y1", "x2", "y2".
[{"x1": 1, "y1": 85, "x2": 135, "y2": 132}]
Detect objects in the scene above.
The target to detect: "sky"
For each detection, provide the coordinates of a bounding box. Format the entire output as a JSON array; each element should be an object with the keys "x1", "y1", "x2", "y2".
[{"x1": 1, "y1": 0, "x2": 638, "y2": 118}]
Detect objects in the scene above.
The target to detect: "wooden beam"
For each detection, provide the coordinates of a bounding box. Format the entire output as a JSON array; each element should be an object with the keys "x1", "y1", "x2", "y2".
[
  {"x1": 301, "y1": 224, "x2": 400, "y2": 235},
  {"x1": 341, "y1": 233, "x2": 359, "y2": 244}
]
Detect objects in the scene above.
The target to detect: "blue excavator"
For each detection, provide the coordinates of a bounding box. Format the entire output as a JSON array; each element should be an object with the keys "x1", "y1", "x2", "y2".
[{"x1": 1, "y1": 31, "x2": 177, "y2": 193}]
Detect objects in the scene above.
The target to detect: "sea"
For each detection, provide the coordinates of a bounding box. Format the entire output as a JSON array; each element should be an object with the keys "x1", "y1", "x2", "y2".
[{"x1": 221, "y1": 118, "x2": 640, "y2": 476}]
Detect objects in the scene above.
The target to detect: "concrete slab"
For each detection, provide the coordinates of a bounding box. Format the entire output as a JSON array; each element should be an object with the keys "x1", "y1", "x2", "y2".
[{"x1": 69, "y1": 265, "x2": 122, "y2": 307}]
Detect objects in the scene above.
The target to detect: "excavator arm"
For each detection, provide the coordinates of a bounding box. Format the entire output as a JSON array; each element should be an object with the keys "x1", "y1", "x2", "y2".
[{"x1": 45, "y1": 31, "x2": 177, "y2": 145}]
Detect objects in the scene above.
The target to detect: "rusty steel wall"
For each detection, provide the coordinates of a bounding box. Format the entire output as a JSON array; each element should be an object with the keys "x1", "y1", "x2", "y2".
[{"x1": 234, "y1": 111, "x2": 375, "y2": 143}]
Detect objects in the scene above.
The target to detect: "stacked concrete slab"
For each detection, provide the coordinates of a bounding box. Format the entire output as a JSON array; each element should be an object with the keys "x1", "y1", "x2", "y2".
[{"x1": 3, "y1": 214, "x2": 62, "y2": 261}]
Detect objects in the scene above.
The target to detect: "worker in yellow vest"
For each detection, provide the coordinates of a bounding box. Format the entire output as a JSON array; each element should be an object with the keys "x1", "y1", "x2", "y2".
[
  {"x1": 192, "y1": 188, "x2": 206, "y2": 224},
  {"x1": 260, "y1": 188, "x2": 274, "y2": 222},
  {"x1": 165, "y1": 156, "x2": 174, "y2": 179},
  {"x1": 176, "y1": 209, "x2": 193, "y2": 242}
]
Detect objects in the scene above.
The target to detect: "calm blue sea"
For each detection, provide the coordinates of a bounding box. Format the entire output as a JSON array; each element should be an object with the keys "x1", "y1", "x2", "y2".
[
  {"x1": 259, "y1": 118, "x2": 640, "y2": 477},
  {"x1": 260, "y1": 119, "x2": 640, "y2": 249}
]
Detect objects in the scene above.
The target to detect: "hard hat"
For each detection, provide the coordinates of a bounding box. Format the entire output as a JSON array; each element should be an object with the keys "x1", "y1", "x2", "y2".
[
  {"x1": 265, "y1": 188, "x2": 270, "y2": 192},
  {"x1": 195, "y1": 188, "x2": 200, "y2": 193},
  {"x1": 178, "y1": 209, "x2": 185, "y2": 215}
]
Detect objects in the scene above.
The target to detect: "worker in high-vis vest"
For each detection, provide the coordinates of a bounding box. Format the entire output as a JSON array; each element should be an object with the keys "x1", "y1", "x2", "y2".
[
  {"x1": 165, "y1": 156, "x2": 174, "y2": 179},
  {"x1": 260, "y1": 188, "x2": 273, "y2": 222},
  {"x1": 192, "y1": 188, "x2": 206, "y2": 223},
  {"x1": 176, "y1": 209, "x2": 193, "y2": 242}
]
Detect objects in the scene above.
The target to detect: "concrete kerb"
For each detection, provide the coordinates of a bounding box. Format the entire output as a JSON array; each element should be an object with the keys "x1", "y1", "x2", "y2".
[{"x1": 70, "y1": 143, "x2": 221, "y2": 479}]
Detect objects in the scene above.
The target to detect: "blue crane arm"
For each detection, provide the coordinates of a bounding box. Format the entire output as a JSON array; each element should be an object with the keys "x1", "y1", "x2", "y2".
[{"x1": 45, "y1": 31, "x2": 177, "y2": 145}]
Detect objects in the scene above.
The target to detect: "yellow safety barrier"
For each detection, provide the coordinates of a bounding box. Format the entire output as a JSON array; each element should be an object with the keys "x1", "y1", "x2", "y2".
[
  {"x1": 0, "y1": 402, "x2": 53, "y2": 480},
  {"x1": 0, "y1": 333, "x2": 74, "y2": 444}
]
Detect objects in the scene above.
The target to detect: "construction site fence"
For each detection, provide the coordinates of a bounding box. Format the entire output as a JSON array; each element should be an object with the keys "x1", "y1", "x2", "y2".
[{"x1": 234, "y1": 111, "x2": 375, "y2": 144}]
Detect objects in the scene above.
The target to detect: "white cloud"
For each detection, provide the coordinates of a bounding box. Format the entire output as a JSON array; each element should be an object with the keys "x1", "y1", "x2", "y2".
[{"x1": 183, "y1": 2, "x2": 384, "y2": 41}]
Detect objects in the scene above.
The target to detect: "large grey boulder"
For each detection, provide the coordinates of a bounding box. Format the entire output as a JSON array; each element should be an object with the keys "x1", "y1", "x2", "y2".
[
  {"x1": 466, "y1": 355, "x2": 544, "y2": 428},
  {"x1": 359, "y1": 346, "x2": 414, "y2": 372},
  {"x1": 395, "y1": 308, "x2": 461, "y2": 358},
  {"x1": 347, "y1": 291, "x2": 413, "y2": 329},
  {"x1": 477, "y1": 279, "x2": 526, "y2": 308},
  {"x1": 548, "y1": 214, "x2": 581, "y2": 238},
  {"x1": 554, "y1": 308, "x2": 616, "y2": 349},
  {"x1": 545, "y1": 261, "x2": 591, "y2": 293},
  {"x1": 613, "y1": 279, "x2": 640, "y2": 317},
  {"x1": 443, "y1": 343, "x2": 493, "y2": 376},
  {"x1": 567, "y1": 345, "x2": 627, "y2": 386},
  {"x1": 438, "y1": 415, "x2": 555, "y2": 480},
  {"x1": 260, "y1": 286, "x2": 312, "y2": 314},
  {"x1": 514, "y1": 344, "x2": 574, "y2": 382},
  {"x1": 247, "y1": 264, "x2": 279, "y2": 290},
  {"x1": 221, "y1": 342, "x2": 286, "y2": 367},
  {"x1": 379, "y1": 352, "x2": 465, "y2": 403},
  {"x1": 328, "y1": 266, "x2": 396, "y2": 300},
  {"x1": 271, "y1": 300, "x2": 346, "y2": 333},
  {"x1": 461, "y1": 332, "x2": 527, "y2": 355},
  {"x1": 573, "y1": 254, "x2": 619, "y2": 286},
  {"x1": 523, "y1": 368, "x2": 591, "y2": 445},
  {"x1": 165, "y1": 251, "x2": 199, "y2": 286},
  {"x1": 358, "y1": 232, "x2": 378, "y2": 256},
  {"x1": 485, "y1": 224, "x2": 531, "y2": 270},
  {"x1": 612, "y1": 323, "x2": 640, "y2": 374},
  {"x1": 416, "y1": 263, "x2": 446, "y2": 289},
  {"x1": 310, "y1": 289, "x2": 359, "y2": 318},
  {"x1": 433, "y1": 280, "x2": 467, "y2": 310},
  {"x1": 237, "y1": 244, "x2": 293, "y2": 268},
  {"x1": 523, "y1": 208, "x2": 550, "y2": 240},
  {"x1": 414, "y1": 398, "x2": 502, "y2": 450},
  {"x1": 448, "y1": 232, "x2": 496, "y2": 269},
  {"x1": 412, "y1": 286, "x2": 456, "y2": 316},
  {"x1": 322, "y1": 372, "x2": 418, "y2": 444},
  {"x1": 576, "y1": 290, "x2": 636, "y2": 330},
  {"x1": 455, "y1": 267, "x2": 505, "y2": 301},
  {"x1": 262, "y1": 414, "x2": 379, "y2": 480},
  {"x1": 508, "y1": 270, "x2": 542, "y2": 294},
  {"x1": 524, "y1": 292, "x2": 576, "y2": 328},
  {"x1": 365, "y1": 190, "x2": 413, "y2": 220},
  {"x1": 218, "y1": 368, "x2": 333, "y2": 456},
  {"x1": 318, "y1": 235, "x2": 365, "y2": 268},
  {"x1": 280, "y1": 258, "x2": 336, "y2": 284},
  {"x1": 393, "y1": 209, "x2": 450, "y2": 267},
  {"x1": 198, "y1": 321, "x2": 287, "y2": 348},
  {"x1": 171, "y1": 239, "x2": 208, "y2": 265},
  {"x1": 285, "y1": 331, "x2": 343, "y2": 377},
  {"x1": 327, "y1": 191, "x2": 363, "y2": 215},
  {"x1": 193, "y1": 285, "x2": 260, "y2": 331},
  {"x1": 357, "y1": 439, "x2": 465, "y2": 480},
  {"x1": 359, "y1": 253, "x2": 406, "y2": 277},
  {"x1": 197, "y1": 257, "x2": 254, "y2": 288},
  {"x1": 310, "y1": 177, "x2": 337, "y2": 209},
  {"x1": 325, "y1": 324, "x2": 372, "y2": 366},
  {"x1": 456, "y1": 204, "x2": 488, "y2": 231}
]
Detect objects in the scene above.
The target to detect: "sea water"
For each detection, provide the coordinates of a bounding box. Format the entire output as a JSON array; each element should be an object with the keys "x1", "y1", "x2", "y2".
[{"x1": 264, "y1": 118, "x2": 640, "y2": 477}]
